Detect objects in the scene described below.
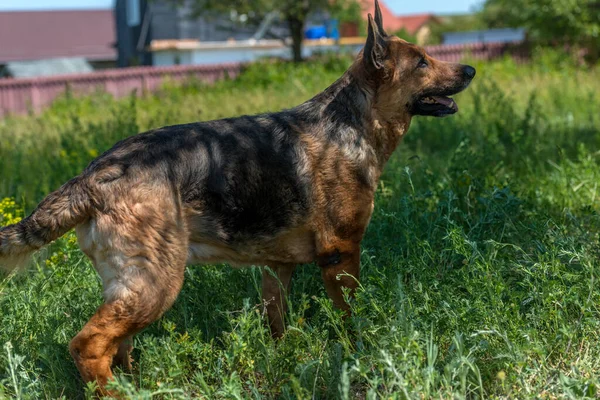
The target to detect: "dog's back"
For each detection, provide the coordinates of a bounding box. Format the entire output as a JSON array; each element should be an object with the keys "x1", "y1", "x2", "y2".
[{"x1": 82, "y1": 113, "x2": 313, "y2": 236}]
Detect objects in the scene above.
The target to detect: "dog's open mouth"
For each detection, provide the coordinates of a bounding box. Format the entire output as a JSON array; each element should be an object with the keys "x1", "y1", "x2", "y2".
[{"x1": 413, "y1": 95, "x2": 458, "y2": 117}]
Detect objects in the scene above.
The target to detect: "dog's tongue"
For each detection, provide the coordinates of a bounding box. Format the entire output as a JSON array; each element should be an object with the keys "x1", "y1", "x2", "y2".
[{"x1": 432, "y1": 96, "x2": 458, "y2": 111}]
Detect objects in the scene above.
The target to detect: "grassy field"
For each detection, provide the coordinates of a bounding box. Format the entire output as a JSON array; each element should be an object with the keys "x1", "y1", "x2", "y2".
[{"x1": 1, "y1": 51, "x2": 600, "y2": 399}]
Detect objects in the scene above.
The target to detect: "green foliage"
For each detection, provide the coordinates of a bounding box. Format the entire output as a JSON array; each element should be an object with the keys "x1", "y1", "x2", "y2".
[
  {"x1": 483, "y1": 0, "x2": 600, "y2": 60},
  {"x1": 1, "y1": 53, "x2": 600, "y2": 398},
  {"x1": 329, "y1": 0, "x2": 362, "y2": 25}
]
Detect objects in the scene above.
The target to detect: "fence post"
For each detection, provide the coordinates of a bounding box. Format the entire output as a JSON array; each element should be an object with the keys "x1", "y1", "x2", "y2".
[
  {"x1": 105, "y1": 77, "x2": 116, "y2": 97},
  {"x1": 141, "y1": 74, "x2": 149, "y2": 96},
  {"x1": 31, "y1": 82, "x2": 41, "y2": 114}
]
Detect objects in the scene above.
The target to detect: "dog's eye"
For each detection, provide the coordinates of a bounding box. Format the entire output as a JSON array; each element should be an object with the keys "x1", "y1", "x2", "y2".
[{"x1": 417, "y1": 58, "x2": 428, "y2": 69}]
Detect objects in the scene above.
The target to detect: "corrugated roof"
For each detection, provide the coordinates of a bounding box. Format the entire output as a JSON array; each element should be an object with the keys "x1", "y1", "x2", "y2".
[
  {"x1": 5, "y1": 57, "x2": 94, "y2": 78},
  {"x1": 0, "y1": 10, "x2": 116, "y2": 63}
]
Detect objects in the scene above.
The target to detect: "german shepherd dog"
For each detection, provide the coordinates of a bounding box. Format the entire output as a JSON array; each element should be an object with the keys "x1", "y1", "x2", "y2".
[{"x1": 0, "y1": 1, "x2": 475, "y2": 395}]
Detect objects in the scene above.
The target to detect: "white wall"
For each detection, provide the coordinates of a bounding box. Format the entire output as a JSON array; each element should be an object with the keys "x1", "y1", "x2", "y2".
[{"x1": 152, "y1": 43, "x2": 362, "y2": 66}]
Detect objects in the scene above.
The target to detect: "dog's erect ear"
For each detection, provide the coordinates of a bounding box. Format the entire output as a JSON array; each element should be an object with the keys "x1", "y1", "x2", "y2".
[
  {"x1": 374, "y1": 0, "x2": 388, "y2": 36},
  {"x1": 364, "y1": 14, "x2": 387, "y2": 72}
]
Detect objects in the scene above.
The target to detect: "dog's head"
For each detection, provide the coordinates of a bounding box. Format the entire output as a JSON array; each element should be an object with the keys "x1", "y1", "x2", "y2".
[{"x1": 360, "y1": 0, "x2": 475, "y2": 119}]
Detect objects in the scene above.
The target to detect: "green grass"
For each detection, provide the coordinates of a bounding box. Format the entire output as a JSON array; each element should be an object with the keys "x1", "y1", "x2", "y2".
[{"x1": 1, "y1": 52, "x2": 600, "y2": 399}]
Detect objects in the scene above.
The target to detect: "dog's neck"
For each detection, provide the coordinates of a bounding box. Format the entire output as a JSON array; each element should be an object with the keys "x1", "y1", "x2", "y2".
[{"x1": 307, "y1": 62, "x2": 412, "y2": 171}]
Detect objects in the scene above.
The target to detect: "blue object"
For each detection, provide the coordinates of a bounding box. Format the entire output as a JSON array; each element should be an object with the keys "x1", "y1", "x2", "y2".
[
  {"x1": 305, "y1": 26, "x2": 327, "y2": 39},
  {"x1": 327, "y1": 19, "x2": 340, "y2": 40}
]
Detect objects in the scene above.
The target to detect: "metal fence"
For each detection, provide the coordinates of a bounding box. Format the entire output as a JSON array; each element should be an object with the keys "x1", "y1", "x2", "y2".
[{"x1": 0, "y1": 42, "x2": 525, "y2": 117}]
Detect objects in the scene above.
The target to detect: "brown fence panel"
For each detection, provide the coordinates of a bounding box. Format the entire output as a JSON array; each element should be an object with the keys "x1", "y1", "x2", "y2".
[
  {"x1": 0, "y1": 63, "x2": 243, "y2": 117},
  {"x1": 426, "y1": 42, "x2": 515, "y2": 62}
]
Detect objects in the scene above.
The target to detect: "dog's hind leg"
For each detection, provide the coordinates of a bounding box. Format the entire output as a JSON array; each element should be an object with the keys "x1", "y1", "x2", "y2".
[
  {"x1": 262, "y1": 264, "x2": 296, "y2": 338},
  {"x1": 69, "y1": 302, "x2": 142, "y2": 395},
  {"x1": 71, "y1": 190, "x2": 188, "y2": 396},
  {"x1": 70, "y1": 243, "x2": 187, "y2": 396}
]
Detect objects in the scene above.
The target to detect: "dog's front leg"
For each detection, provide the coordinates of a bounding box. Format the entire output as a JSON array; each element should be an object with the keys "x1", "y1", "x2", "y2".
[{"x1": 317, "y1": 242, "x2": 360, "y2": 313}]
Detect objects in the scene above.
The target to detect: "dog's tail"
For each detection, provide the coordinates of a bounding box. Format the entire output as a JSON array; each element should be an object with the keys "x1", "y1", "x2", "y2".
[{"x1": 0, "y1": 177, "x2": 93, "y2": 273}]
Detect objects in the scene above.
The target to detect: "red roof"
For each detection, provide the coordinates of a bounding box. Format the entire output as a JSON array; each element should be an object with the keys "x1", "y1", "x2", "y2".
[
  {"x1": 360, "y1": 0, "x2": 438, "y2": 34},
  {"x1": 394, "y1": 14, "x2": 438, "y2": 34},
  {"x1": 0, "y1": 10, "x2": 116, "y2": 63}
]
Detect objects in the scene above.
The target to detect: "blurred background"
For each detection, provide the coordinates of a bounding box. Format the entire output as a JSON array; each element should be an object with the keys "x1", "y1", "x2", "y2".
[
  {"x1": 1, "y1": 2, "x2": 600, "y2": 399},
  {"x1": 1, "y1": 0, "x2": 597, "y2": 114},
  {"x1": 0, "y1": 0, "x2": 596, "y2": 71},
  {"x1": 0, "y1": 0, "x2": 598, "y2": 114}
]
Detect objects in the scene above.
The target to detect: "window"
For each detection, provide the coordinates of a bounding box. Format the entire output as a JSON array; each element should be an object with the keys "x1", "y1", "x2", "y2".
[{"x1": 126, "y1": 0, "x2": 141, "y2": 27}]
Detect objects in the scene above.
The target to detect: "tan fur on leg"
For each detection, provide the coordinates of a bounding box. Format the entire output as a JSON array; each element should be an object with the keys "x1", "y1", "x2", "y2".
[
  {"x1": 262, "y1": 265, "x2": 296, "y2": 338},
  {"x1": 72, "y1": 184, "x2": 188, "y2": 395},
  {"x1": 112, "y1": 336, "x2": 133, "y2": 372}
]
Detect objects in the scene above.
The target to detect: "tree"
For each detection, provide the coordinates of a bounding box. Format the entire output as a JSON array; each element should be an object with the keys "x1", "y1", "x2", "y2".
[
  {"x1": 169, "y1": 0, "x2": 361, "y2": 63},
  {"x1": 482, "y1": 0, "x2": 600, "y2": 60}
]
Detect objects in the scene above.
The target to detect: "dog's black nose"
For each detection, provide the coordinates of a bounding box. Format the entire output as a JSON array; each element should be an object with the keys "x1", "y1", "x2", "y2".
[{"x1": 462, "y1": 65, "x2": 476, "y2": 79}]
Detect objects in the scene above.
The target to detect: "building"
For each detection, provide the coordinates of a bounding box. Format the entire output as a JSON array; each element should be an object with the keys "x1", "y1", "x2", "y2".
[
  {"x1": 393, "y1": 14, "x2": 441, "y2": 44},
  {"x1": 117, "y1": 0, "x2": 361, "y2": 66},
  {"x1": 0, "y1": 10, "x2": 116, "y2": 77},
  {"x1": 149, "y1": 38, "x2": 364, "y2": 66},
  {"x1": 2, "y1": 58, "x2": 94, "y2": 79},
  {"x1": 114, "y1": 0, "x2": 153, "y2": 67},
  {"x1": 357, "y1": 0, "x2": 440, "y2": 44},
  {"x1": 443, "y1": 28, "x2": 527, "y2": 45},
  {"x1": 115, "y1": 0, "x2": 281, "y2": 67}
]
